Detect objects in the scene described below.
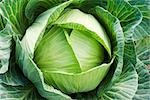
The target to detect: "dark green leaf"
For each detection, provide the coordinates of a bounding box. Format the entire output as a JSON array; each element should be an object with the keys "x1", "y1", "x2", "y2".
[
  {"x1": 97, "y1": 60, "x2": 138, "y2": 100},
  {"x1": 0, "y1": 83, "x2": 45, "y2": 100},
  {"x1": 25, "y1": 0, "x2": 68, "y2": 21},
  {"x1": 133, "y1": 59, "x2": 150, "y2": 100},
  {"x1": 127, "y1": 0, "x2": 150, "y2": 41},
  {"x1": 0, "y1": 0, "x2": 29, "y2": 37},
  {"x1": 136, "y1": 36, "x2": 150, "y2": 68},
  {"x1": 106, "y1": 0, "x2": 142, "y2": 33}
]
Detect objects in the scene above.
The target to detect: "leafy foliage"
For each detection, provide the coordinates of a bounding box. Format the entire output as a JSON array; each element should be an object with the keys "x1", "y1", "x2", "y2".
[{"x1": 0, "y1": 0, "x2": 149, "y2": 99}]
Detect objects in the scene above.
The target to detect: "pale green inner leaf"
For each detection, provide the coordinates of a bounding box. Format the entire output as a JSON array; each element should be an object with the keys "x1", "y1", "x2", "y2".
[
  {"x1": 70, "y1": 30, "x2": 104, "y2": 71},
  {"x1": 34, "y1": 26, "x2": 81, "y2": 73},
  {"x1": 54, "y1": 9, "x2": 111, "y2": 57}
]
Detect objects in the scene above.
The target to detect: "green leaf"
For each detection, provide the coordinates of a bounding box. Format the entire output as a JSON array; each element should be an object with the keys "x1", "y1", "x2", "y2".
[
  {"x1": 0, "y1": 0, "x2": 29, "y2": 37},
  {"x1": 124, "y1": 39, "x2": 136, "y2": 66},
  {"x1": 0, "y1": 57, "x2": 29, "y2": 86},
  {"x1": 16, "y1": 39, "x2": 71, "y2": 100},
  {"x1": 25, "y1": 0, "x2": 68, "y2": 21},
  {"x1": 106, "y1": 0, "x2": 142, "y2": 32},
  {"x1": 0, "y1": 25, "x2": 12, "y2": 74},
  {"x1": 125, "y1": 1, "x2": 150, "y2": 99},
  {"x1": 54, "y1": 9, "x2": 111, "y2": 57},
  {"x1": 136, "y1": 36, "x2": 150, "y2": 68},
  {"x1": 90, "y1": 6, "x2": 138, "y2": 100},
  {"x1": 91, "y1": 6, "x2": 124, "y2": 83},
  {"x1": 126, "y1": 0, "x2": 150, "y2": 41},
  {"x1": 133, "y1": 18, "x2": 150, "y2": 41},
  {"x1": 97, "y1": 60, "x2": 138, "y2": 100},
  {"x1": 133, "y1": 59, "x2": 150, "y2": 100},
  {"x1": 126, "y1": 0, "x2": 150, "y2": 19},
  {"x1": 0, "y1": 83, "x2": 45, "y2": 100},
  {"x1": 21, "y1": 1, "x2": 72, "y2": 58},
  {"x1": 73, "y1": 0, "x2": 102, "y2": 13},
  {"x1": 69, "y1": 30, "x2": 104, "y2": 71}
]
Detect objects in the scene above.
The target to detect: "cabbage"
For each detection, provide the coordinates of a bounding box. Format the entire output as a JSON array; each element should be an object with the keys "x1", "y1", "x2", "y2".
[{"x1": 0, "y1": 0, "x2": 149, "y2": 99}]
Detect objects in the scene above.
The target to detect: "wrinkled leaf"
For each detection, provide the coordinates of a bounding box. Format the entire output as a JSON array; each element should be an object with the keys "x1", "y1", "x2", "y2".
[
  {"x1": 98, "y1": 60, "x2": 138, "y2": 100},
  {"x1": 0, "y1": 25, "x2": 12, "y2": 74},
  {"x1": 133, "y1": 59, "x2": 150, "y2": 100},
  {"x1": 0, "y1": 83, "x2": 45, "y2": 100},
  {"x1": 136, "y1": 36, "x2": 150, "y2": 69},
  {"x1": 0, "y1": 0, "x2": 29, "y2": 37}
]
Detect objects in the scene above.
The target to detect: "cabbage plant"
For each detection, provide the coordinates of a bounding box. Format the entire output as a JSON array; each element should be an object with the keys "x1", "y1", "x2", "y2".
[{"x1": 0, "y1": 0, "x2": 150, "y2": 100}]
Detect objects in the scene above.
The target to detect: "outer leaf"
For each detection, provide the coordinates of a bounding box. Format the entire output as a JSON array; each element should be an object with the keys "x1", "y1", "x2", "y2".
[
  {"x1": 16, "y1": 39, "x2": 71, "y2": 100},
  {"x1": 91, "y1": 6, "x2": 124, "y2": 83},
  {"x1": 133, "y1": 59, "x2": 150, "y2": 100},
  {"x1": 133, "y1": 18, "x2": 150, "y2": 41},
  {"x1": 125, "y1": 1, "x2": 150, "y2": 99},
  {"x1": 0, "y1": 57, "x2": 29, "y2": 86},
  {"x1": 106, "y1": 0, "x2": 142, "y2": 37},
  {"x1": 74, "y1": 0, "x2": 102, "y2": 13},
  {"x1": 123, "y1": 34, "x2": 139, "y2": 99},
  {"x1": 136, "y1": 36, "x2": 150, "y2": 68},
  {"x1": 126, "y1": 0, "x2": 150, "y2": 41},
  {"x1": 98, "y1": 60, "x2": 138, "y2": 100},
  {"x1": 124, "y1": 39, "x2": 136, "y2": 66},
  {"x1": 91, "y1": 6, "x2": 137, "y2": 100},
  {"x1": 0, "y1": 0, "x2": 29, "y2": 37},
  {"x1": 0, "y1": 83, "x2": 45, "y2": 100},
  {"x1": 0, "y1": 34, "x2": 35, "y2": 100},
  {"x1": 25, "y1": 0, "x2": 68, "y2": 21},
  {"x1": 0, "y1": 25, "x2": 12, "y2": 74},
  {"x1": 126, "y1": 0, "x2": 150, "y2": 19}
]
